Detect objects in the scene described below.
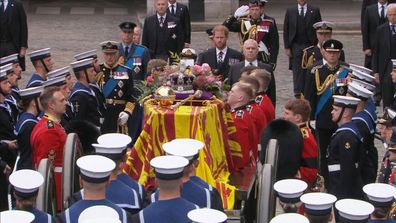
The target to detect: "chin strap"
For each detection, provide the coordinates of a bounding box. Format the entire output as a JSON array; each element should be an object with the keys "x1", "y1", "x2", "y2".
[
  {"x1": 335, "y1": 107, "x2": 345, "y2": 124},
  {"x1": 83, "y1": 70, "x2": 90, "y2": 83},
  {"x1": 40, "y1": 59, "x2": 50, "y2": 73}
]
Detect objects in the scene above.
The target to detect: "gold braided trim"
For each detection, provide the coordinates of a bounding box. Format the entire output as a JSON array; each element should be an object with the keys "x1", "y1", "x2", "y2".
[
  {"x1": 96, "y1": 71, "x2": 105, "y2": 88},
  {"x1": 239, "y1": 19, "x2": 258, "y2": 49},
  {"x1": 388, "y1": 202, "x2": 396, "y2": 219},
  {"x1": 124, "y1": 102, "x2": 135, "y2": 114},
  {"x1": 301, "y1": 51, "x2": 314, "y2": 69},
  {"x1": 315, "y1": 68, "x2": 335, "y2": 95}
]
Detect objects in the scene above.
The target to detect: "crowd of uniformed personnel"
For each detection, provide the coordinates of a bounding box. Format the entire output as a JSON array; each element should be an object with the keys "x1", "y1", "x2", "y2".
[{"x1": 2, "y1": 0, "x2": 396, "y2": 222}]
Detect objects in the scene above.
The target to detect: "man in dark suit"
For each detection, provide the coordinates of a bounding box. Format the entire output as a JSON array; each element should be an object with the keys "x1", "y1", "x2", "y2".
[
  {"x1": 228, "y1": 39, "x2": 275, "y2": 106},
  {"x1": 0, "y1": 0, "x2": 28, "y2": 71},
  {"x1": 362, "y1": 0, "x2": 389, "y2": 105},
  {"x1": 223, "y1": 0, "x2": 279, "y2": 70},
  {"x1": 142, "y1": 0, "x2": 184, "y2": 64},
  {"x1": 197, "y1": 25, "x2": 243, "y2": 80},
  {"x1": 283, "y1": 0, "x2": 321, "y2": 97},
  {"x1": 362, "y1": 0, "x2": 389, "y2": 69},
  {"x1": 372, "y1": 3, "x2": 396, "y2": 108},
  {"x1": 167, "y1": 0, "x2": 191, "y2": 48}
]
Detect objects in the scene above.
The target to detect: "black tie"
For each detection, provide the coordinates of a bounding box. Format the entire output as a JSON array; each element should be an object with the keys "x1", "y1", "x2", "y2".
[
  {"x1": 0, "y1": 0, "x2": 4, "y2": 13},
  {"x1": 299, "y1": 7, "x2": 304, "y2": 17},
  {"x1": 159, "y1": 16, "x2": 164, "y2": 27},
  {"x1": 218, "y1": 51, "x2": 224, "y2": 64},
  {"x1": 249, "y1": 62, "x2": 253, "y2": 66},
  {"x1": 125, "y1": 46, "x2": 129, "y2": 56},
  {"x1": 381, "y1": 5, "x2": 385, "y2": 19},
  {"x1": 171, "y1": 5, "x2": 175, "y2": 15}
]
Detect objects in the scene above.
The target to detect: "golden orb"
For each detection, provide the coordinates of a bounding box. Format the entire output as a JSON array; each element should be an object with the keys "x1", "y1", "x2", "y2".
[{"x1": 154, "y1": 85, "x2": 176, "y2": 107}]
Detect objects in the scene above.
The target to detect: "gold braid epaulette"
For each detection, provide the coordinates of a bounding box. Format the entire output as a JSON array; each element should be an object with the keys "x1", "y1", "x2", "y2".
[
  {"x1": 96, "y1": 71, "x2": 105, "y2": 89},
  {"x1": 315, "y1": 68, "x2": 335, "y2": 95},
  {"x1": 239, "y1": 19, "x2": 258, "y2": 48}
]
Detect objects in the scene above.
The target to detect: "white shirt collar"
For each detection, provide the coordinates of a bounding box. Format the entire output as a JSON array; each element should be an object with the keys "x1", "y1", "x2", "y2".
[
  {"x1": 1, "y1": 0, "x2": 8, "y2": 9},
  {"x1": 122, "y1": 43, "x2": 132, "y2": 49},
  {"x1": 157, "y1": 13, "x2": 167, "y2": 20},
  {"x1": 216, "y1": 47, "x2": 228, "y2": 56},
  {"x1": 322, "y1": 58, "x2": 328, "y2": 65},
  {"x1": 168, "y1": 2, "x2": 176, "y2": 8},
  {"x1": 245, "y1": 60, "x2": 258, "y2": 67},
  {"x1": 298, "y1": 4, "x2": 307, "y2": 10},
  {"x1": 378, "y1": 2, "x2": 388, "y2": 15}
]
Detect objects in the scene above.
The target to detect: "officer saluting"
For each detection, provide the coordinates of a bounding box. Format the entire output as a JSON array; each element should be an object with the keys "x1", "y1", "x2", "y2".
[
  {"x1": 137, "y1": 155, "x2": 198, "y2": 223},
  {"x1": 69, "y1": 58, "x2": 102, "y2": 128},
  {"x1": 223, "y1": 0, "x2": 279, "y2": 70},
  {"x1": 9, "y1": 169, "x2": 54, "y2": 222},
  {"x1": 55, "y1": 155, "x2": 131, "y2": 223}
]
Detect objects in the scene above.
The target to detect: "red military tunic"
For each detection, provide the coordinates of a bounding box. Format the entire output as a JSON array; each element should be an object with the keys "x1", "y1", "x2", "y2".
[
  {"x1": 231, "y1": 105, "x2": 257, "y2": 166},
  {"x1": 255, "y1": 92, "x2": 275, "y2": 122},
  {"x1": 298, "y1": 123, "x2": 318, "y2": 187},
  {"x1": 31, "y1": 113, "x2": 67, "y2": 209},
  {"x1": 246, "y1": 101, "x2": 268, "y2": 161}
]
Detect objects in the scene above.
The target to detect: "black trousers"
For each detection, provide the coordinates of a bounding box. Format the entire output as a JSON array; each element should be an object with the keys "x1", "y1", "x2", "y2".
[
  {"x1": 316, "y1": 127, "x2": 335, "y2": 189},
  {"x1": 291, "y1": 44, "x2": 307, "y2": 95}
]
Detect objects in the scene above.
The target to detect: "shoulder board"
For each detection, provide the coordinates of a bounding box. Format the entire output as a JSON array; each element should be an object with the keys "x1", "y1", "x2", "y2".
[
  {"x1": 118, "y1": 64, "x2": 132, "y2": 71},
  {"x1": 300, "y1": 127, "x2": 309, "y2": 139},
  {"x1": 303, "y1": 45, "x2": 314, "y2": 52},
  {"x1": 46, "y1": 120, "x2": 54, "y2": 129}
]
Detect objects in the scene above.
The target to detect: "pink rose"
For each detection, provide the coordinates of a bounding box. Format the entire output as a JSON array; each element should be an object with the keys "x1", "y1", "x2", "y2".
[
  {"x1": 193, "y1": 65, "x2": 203, "y2": 75},
  {"x1": 146, "y1": 75, "x2": 154, "y2": 86},
  {"x1": 206, "y1": 75, "x2": 215, "y2": 83},
  {"x1": 202, "y1": 63, "x2": 211, "y2": 72}
]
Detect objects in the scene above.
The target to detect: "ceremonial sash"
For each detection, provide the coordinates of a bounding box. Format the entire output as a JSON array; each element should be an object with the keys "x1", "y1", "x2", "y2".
[
  {"x1": 102, "y1": 78, "x2": 118, "y2": 98},
  {"x1": 315, "y1": 69, "x2": 349, "y2": 118},
  {"x1": 125, "y1": 45, "x2": 145, "y2": 69}
]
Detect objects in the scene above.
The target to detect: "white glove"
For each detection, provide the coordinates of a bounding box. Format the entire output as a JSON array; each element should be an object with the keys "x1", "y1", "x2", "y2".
[
  {"x1": 234, "y1": 5, "x2": 250, "y2": 17},
  {"x1": 118, "y1": 111, "x2": 129, "y2": 126}
]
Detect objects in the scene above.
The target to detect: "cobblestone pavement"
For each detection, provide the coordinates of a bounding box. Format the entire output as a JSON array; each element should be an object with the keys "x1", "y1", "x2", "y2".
[{"x1": 21, "y1": 0, "x2": 385, "y2": 195}]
